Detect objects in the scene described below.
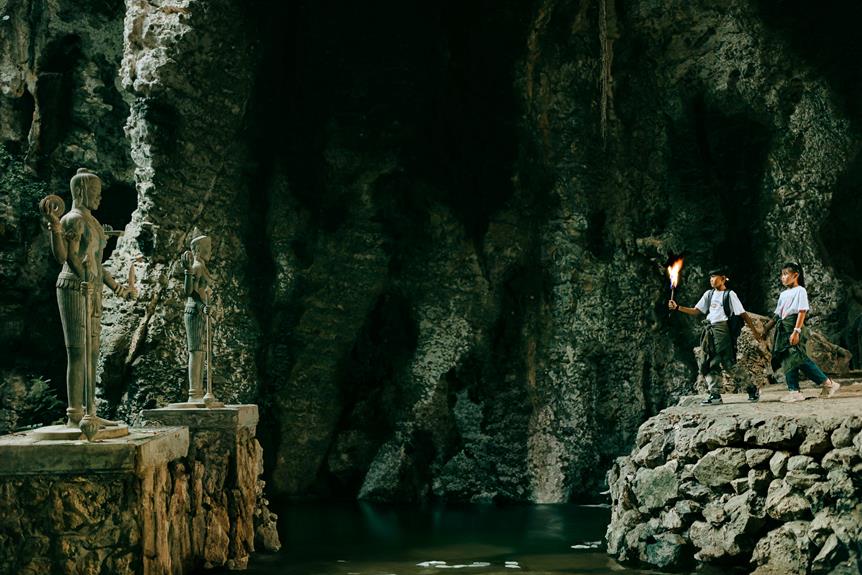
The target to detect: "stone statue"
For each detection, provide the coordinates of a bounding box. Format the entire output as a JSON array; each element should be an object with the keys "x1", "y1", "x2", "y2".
[
  {"x1": 40, "y1": 168, "x2": 133, "y2": 439},
  {"x1": 181, "y1": 234, "x2": 213, "y2": 403}
]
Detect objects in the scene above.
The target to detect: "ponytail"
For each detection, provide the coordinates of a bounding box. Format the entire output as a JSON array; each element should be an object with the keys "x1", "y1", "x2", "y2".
[{"x1": 782, "y1": 262, "x2": 806, "y2": 287}]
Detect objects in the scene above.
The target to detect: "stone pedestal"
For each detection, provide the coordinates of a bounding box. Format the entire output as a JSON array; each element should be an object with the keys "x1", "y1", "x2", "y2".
[
  {"x1": 141, "y1": 405, "x2": 267, "y2": 570},
  {"x1": 0, "y1": 427, "x2": 191, "y2": 575}
]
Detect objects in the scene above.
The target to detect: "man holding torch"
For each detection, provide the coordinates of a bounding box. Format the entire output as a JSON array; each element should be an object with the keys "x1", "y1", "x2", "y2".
[{"x1": 668, "y1": 267, "x2": 763, "y2": 404}]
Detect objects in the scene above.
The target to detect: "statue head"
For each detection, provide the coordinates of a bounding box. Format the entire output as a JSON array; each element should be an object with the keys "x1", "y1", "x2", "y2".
[
  {"x1": 190, "y1": 234, "x2": 212, "y2": 261},
  {"x1": 70, "y1": 168, "x2": 102, "y2": 210}
]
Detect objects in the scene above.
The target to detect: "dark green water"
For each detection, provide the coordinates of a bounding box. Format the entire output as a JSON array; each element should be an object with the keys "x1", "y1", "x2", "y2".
[{"x1": 239, "y1": 503, "x2": 668, "y2": 575}]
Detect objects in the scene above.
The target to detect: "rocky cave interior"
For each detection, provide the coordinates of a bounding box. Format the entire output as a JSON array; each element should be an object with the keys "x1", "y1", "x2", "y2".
[{"x1": 2, "y1": 0, "x2": 862, "y2": 509}]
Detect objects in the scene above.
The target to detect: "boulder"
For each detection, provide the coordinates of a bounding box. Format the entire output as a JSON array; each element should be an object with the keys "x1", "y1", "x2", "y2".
[
  {"x1": 679, "y1": 480, "x2": 711, "y2": 502},
  {"x1": 784, "y1": 470, "x2": 822, "y2": 491},
  {"x1": 673, "y1": 499, "x2": 702, "y2": 520},
  {"x1": 660, "y1": 508, "x2": 683, "y2": 531},
  {"x1": 799, "y1": 426, "x2": 832, "y2": 456},
  {"x1": 765, "y1": 479, "x2": 811, "y2": 521},
  {"x1": 787, "y1": 455, "x2": 821, "y2": 474},
  {"x1": 731, "y1": 477, "x2": 750, "y2": 494},
  {"x1": 689, "y1": 492, "x2": 765, "y2": 560},
  {"x1": 703, "y1": 501, "x2": 726, "y2": 526},
  {"x1": 605, "y1": 508, "x2": 642, "y2": 556},
  {"x1": 701, "y1": 417, "x2": 743, "y2": 449},
  {"x1": 633, "y1": 460, "x2": 679, "y2": 511},
  {"x1": 745, "y1": 419, "x2": 802, "y2": 449},
  {"x1": 821, "y1": 448, "x2": 861, "y2": 471},
  {"x1": 748, "y1": 468, "x2": 772, "y2": 493},
  {"x1": 810, "y1": 533, "x2": 844, "y2": 574},
  {"x1": 746, "y1": 448, "x2": 774, "y2": 469},
  {"x1": 826, "y1": 469, "x2": 856, "y2": 500},
  {"x1": 633, "y1": 436, "x2": 666, "y2": 468},
  {"x1": 769, "y1": 451, "x2": 791, "y2": 478},
  {"x1": 644, "y1": 533, "x2": 688, "y2": 569},
  {"x1": 693, "y1": 448, "x2": 747, "y2": 487},
  {"x1": 751, "y1": 521, "x2": 812, "y2": 575},
  {"x1": 830, "y1": 424, "x2": 859, "y2": 449}
]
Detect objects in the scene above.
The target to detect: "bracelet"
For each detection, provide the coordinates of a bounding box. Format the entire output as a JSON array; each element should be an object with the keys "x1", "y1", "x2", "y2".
[{"x1": 793, "y1": 327, "x2": 802, "y2": 333}]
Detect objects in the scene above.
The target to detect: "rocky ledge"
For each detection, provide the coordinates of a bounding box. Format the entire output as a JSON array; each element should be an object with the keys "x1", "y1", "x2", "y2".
[{"x1": 607, "y1": 381, "x2": 862, "y2": 574}]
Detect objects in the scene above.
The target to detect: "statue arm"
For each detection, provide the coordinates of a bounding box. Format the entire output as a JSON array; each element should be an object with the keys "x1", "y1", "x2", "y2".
[
  {"x1": 62, "y1": 216, "x2": 86, "y2": 281},
  {"x1": 46, "y1": 217, "x2": 67, "y2": 264},
  {"x1": 102, "y1": 267, "x2": 120, "y2": 291}
]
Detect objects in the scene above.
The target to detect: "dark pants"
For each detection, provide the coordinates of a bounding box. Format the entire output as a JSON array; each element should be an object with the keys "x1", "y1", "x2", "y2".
[{"x1": 785, "y1": 357, "x2": 828, "y2": 391}]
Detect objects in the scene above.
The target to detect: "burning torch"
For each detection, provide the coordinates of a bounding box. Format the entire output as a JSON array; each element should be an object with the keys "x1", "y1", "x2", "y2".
[{"x1": 667, "y1": 257, "x2": 684, "y2": 304}]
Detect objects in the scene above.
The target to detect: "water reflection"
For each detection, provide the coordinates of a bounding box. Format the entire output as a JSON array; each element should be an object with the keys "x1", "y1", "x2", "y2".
[{"x1": 234, "y1": 502, "x2": 669, "y2": 575}]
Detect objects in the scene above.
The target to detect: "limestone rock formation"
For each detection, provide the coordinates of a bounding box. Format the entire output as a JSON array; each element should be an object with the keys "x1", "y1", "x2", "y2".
[{"x1": 3, "y1": 0, "x2": 862, "y2": 506}]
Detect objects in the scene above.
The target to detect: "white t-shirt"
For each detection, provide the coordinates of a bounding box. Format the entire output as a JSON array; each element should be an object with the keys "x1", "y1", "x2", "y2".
[
  {"x1": 775, "y1": 286, "x2": 810, "y2": 319},
  {"x1": 695, "y1": 289, "x2": 745, "y2": 324}
]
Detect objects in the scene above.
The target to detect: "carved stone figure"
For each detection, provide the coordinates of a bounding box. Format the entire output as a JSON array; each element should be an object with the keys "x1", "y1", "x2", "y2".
[
  {"x1": 181, "y1": 234, "x2": 213, "y2": 403},
  {"x1": 40, "y1": 168, "x2": 132, "y2": 438}
]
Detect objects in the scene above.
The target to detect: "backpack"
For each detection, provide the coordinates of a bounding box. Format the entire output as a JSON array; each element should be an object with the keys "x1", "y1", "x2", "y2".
[{"x1": 706, "y1": 289, "x2": 744, "y2": 357}]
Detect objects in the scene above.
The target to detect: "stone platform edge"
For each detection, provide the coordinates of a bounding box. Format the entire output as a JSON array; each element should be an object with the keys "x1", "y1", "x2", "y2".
[
  {"x1": 0, "y1": 426, "x2": 189, "y2": 476},
  {"x1": 141, "y1": 403, "x2": 259, "y2": 429}
]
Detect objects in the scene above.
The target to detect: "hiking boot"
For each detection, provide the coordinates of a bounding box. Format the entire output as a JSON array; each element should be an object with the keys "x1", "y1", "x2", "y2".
[
  {"x1": 820, "y1": 380, "x2": 841, "y2": 398},
  {"x1": 746, "y1": 385, "x2": 760, "y2": 402},
  {"x1": 700, "y1": 394, "x2": 723, "y2": 405},
  {"x1": 780, "y1": 391, "x2": 806, "y2": 403}
]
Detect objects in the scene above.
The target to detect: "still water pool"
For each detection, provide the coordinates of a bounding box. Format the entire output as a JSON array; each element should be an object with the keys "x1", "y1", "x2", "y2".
[{"x1": 236, "y1": 503, "x2": 670, "y2": 575}]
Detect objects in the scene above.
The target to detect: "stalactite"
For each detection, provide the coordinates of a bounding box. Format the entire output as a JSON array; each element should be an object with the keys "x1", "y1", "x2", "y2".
[{"x1": 599, "y1": 0, "x2": 617, "y2": 144}]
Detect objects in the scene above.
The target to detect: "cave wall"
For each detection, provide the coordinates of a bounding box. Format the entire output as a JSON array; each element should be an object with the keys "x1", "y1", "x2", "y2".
[
  {"x1": 2, "y1": 0, "x2": 862, "y2": 503},
  {"x1": 0, "y1": 0, "x2": 134, "y2": 425}
]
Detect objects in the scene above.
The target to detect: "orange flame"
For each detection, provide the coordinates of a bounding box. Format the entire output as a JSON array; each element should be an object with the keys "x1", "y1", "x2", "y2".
[{"x1": 667, "y1": 257, "x2": 684, "y2": 289}]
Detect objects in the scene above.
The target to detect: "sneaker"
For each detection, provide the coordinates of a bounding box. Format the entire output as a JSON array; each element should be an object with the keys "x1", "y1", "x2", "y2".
[
  {"x1": 746, "y1": 385, "x2": 760, "y2": 402},
  {"x1": 780, "y1": 391, "x2": 806, "y2": 403},
  {"x1": 820, "y1": 380, "x2": 841, "y2": 398},
  {"x1": 700, "y1": 394, "x2": 723, "y2": 405}
]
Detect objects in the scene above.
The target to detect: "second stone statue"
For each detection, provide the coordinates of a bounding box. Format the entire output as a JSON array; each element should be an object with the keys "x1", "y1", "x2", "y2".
[{"x1": 175, "y1": 231, "x2": 223, "y2": 408}]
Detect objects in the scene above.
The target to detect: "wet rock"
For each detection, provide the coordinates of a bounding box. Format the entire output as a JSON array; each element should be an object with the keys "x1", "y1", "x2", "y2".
[{"x1": 692, "y1": 447, "x2": 747, "y2": 487}]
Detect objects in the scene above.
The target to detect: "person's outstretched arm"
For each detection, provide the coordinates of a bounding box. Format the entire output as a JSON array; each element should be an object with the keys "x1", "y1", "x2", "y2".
[{"x1": 668, "y1": 300, "x2": 703, "y2": 317}]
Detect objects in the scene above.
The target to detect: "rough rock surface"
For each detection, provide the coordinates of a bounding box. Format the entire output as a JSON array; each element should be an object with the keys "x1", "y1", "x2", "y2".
[
  {"x1": 4, "y1": 0, "x2": 862, "y2": 505},
  {"x1": 607, "y1": 387, "x2": 862, "y2": 572},
  {"x1": 0, "y1": 409, "x2": 278, "y2": 574},
  {"x1": 140, "y1": 406, "x2": 281, "y2": 569}
]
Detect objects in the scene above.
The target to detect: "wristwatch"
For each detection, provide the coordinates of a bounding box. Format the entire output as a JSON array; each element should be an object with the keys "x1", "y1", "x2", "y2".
[{"x1": 793, "y1": 327, "x2": 802, "y2": 334}]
